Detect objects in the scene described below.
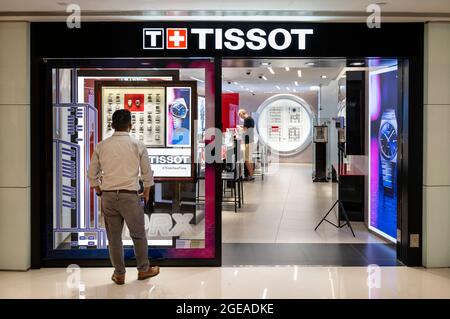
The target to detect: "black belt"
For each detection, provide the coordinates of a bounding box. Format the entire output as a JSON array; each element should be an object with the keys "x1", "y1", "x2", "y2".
[{"x1": 102, "y1": 190, "x2": 138, "y2": 194}]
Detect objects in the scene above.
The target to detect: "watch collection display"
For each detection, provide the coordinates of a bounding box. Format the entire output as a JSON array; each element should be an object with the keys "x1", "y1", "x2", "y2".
[
  {"x1": 256, "y1": 95, "x2": 313, "y2": 156},
  {"x1": 102, "y1": 87, "x2": 165, "y2": 147}
]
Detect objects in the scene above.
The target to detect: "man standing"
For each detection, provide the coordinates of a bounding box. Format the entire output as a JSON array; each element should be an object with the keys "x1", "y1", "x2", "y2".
[
  {"x1": 88, "y1": 109, "x2": 159, "y2": 285},
  {"x1": 238, "y1": 109, "x2": 255, "y2": 181}
]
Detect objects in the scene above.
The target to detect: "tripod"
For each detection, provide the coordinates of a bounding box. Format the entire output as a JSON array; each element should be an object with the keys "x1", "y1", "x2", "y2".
[{"x1": 314, "y1": 143, "x2": 355, "y2": 237}]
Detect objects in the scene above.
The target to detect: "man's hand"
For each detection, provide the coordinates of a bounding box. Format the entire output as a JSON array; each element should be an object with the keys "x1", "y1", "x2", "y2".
[
  {"x1": 94, "y1": 186, "x2": 102, "y2": 196},
  {"x1": 143, "y1": 187, "x2": 151, "y2": 204}
]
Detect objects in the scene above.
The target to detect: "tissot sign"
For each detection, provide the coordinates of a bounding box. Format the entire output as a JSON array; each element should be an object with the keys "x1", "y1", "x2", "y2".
[{"x1": 143, "y1": 27, "x2": 313, "y2": 51}]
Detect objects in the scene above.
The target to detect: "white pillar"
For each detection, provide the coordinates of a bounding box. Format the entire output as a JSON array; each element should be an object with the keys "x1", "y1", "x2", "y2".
[
  {"x1": 423, "y1": 22, "x2": 450, "y2": 267},
  {"x1": 0, "y1": 22, "x2": 30, "y2": 270}
]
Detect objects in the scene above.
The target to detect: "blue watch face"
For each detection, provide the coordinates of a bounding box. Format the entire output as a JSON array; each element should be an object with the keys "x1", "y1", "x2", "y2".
[
  {"x1": 379, "y1": 122, "x2": 398, "y2": 160},
  {"x1": 171, "y1": 101, "x2": 188, "y2": 118}
]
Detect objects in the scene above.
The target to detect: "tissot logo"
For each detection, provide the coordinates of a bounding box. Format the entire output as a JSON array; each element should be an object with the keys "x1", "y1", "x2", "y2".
[
  {"x1": 143, "y1": 27, "x2": 313, "y2": 51},
  {"x1": 143, "y1": 28, "x2": 164, "y2": 49},
  {"x1": 167, "y1": 28, "x2": 188, "y2": 49}
]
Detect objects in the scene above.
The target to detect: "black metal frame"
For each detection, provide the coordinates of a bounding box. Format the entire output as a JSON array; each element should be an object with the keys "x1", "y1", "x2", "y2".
[
  {"x1": 315, "y1": 143, "x2": 355, "y2": 237},
  {"x1": 30, "y1": 22, "x2": 424, "y2": 267}
]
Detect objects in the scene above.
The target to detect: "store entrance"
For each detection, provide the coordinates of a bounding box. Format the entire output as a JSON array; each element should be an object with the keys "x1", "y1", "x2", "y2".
[{"x1": 220, "y1": 58, "x2": 400, "y2": 266}]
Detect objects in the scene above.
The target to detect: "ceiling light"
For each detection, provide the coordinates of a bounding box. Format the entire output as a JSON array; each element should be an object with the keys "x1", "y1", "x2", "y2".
[
  {"x1": 321, "y1": 75, "x2": 327, "y2": 79},
  {"x1": 310, "y1": 86, "x2": 320, "y2": 91},
  {"x1": 276, "y1": 85, "x2": 280, "y2": 90},
  {"x1": 297, "y1": 70, "x2": 302, "y2": 78},
  {"x1": 268, "y1": 67, "x2": 275, "y2": 74},
  {"x1": 224, "y1": 89, "x2": 235, "y2": 93},
  {"x1": 294, "y1": 81, "x2": 299, "y2": 86},
  {"x1": 305, "y1": 62, "x2": 315, "y2": 66},
  {"x1": 350, "y1": 62, "x2": 365, "y2": 66},
  {"x1": 286, "y1": 87, "x2": 290, "y2": 91},
  {"x1": 233, "y1": 81, "x2": 239, "y2": 85},
  {"x1": 285, "y1": 67, "x2": 290, "y2": 71},
  {"x1": 261, "y1": 62, "x2": 271, "y2": 66},
  {"x1": 262, "y1": 75, "x2": 268, "y2": 81}
]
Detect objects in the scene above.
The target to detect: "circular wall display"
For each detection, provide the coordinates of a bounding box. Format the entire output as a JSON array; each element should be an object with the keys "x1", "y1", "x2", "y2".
[{"x1": 256, "y1": 94, "x2": 313, "y2": 156}]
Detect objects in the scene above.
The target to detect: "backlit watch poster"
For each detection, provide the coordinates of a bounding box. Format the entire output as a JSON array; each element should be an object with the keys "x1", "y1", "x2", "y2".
[
  {"x1": 166, "y1": 87, "x2": 191, "y2": 147},
  {"x1": 369, "y1": 66, "x2": 398, "y2": 242}
]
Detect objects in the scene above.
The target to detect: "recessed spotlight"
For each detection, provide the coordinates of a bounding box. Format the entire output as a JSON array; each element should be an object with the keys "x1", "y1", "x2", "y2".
[
  {"x1": 297, "y1": 70, "x2": 302, "y2": 78},
  {"x1": 268, "y1": 67, "x2": 275, "y2": 74},
  {"x1": 285, "y1": 67, "x2": 290, "y2": 71},
  {"x1": 321, "y1": 75, "x2": 327, "y2": 79},
  {"x1": 276, "y1": 85, "x2": 280, "y2": 90},
  {"x1": 294, "y1": 81, "x2": 299, "y2": 86},
  {"x1": 261, "y1": 62, "x2": 271, "y2": 66}
]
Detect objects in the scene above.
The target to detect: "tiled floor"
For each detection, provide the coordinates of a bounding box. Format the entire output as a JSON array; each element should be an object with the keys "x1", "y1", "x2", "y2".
[
  {"x1": 1, "y1": 266, "x2": 450, "y2": 299},
  {"x1": 222, "y1": 163, "x2": 386, "y2": 244},
  {"x1": 222, "y1": 243, "x2": 400, "y2": 266}
]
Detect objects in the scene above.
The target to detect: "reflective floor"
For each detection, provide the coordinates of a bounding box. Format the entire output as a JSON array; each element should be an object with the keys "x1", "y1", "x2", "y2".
[
  {"x1": 222, "y1": 163, "x2": 386, "y2": 244},
  {"x1": 1, "y1": 266, "x2": 450, "y2": 299}
]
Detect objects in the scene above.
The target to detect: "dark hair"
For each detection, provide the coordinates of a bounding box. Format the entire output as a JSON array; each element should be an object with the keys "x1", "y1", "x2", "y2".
[{"x1": 112, "y1": 109, "x2": 131, "y2": 131}]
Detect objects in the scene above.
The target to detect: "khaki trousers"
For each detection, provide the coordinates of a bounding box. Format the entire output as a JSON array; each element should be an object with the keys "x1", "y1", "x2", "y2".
[{"x1": 101, "y1": 191, "x2": 149, "y2": 275}]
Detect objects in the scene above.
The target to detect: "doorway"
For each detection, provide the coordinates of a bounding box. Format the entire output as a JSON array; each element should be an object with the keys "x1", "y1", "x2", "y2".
[{"x1": 220, "y1": 58, "x2": 401, "y2": 266}]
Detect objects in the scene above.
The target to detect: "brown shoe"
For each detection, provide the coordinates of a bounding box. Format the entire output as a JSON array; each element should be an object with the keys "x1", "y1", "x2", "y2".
[
  {"x1": 138, "y1": 266, "x2": 160, "y2": 280},
  {"x1": 111, "y1": 273, "x2": 125, "y2": 285}
]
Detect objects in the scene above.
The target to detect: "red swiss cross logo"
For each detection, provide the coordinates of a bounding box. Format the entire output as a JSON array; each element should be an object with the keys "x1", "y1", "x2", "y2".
[{"x1": 166, "y1": 28, "x2": 188, "y2": 49}]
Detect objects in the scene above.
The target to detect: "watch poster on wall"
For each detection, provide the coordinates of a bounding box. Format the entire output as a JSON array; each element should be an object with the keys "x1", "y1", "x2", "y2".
[
  {"x1": 166, "y1": 87, "x2": 192, "y2": 147},
  {"x1": 95, "y1": 81, "x2": 197, "y2": 181},
  {"x1": 369, "y1": 66, "x2": 398, "y2": 242}
]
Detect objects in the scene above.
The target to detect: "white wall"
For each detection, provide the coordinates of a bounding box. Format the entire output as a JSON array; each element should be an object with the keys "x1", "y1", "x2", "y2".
[
  {"x1": 318, "y1": 80, "x2": 339, "y2": 174},
  {"x1": 0, "y1": 22, "x2": 30, "y2": 270},
  {"x1": 423, "y1": 22, "x2": 450, "y2": 267}
]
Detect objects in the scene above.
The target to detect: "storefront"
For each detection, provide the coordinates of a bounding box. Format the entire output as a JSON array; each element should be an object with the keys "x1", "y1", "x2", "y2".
[{"x1": 30, "y1": 22, "x2": 424, "y2": 267}]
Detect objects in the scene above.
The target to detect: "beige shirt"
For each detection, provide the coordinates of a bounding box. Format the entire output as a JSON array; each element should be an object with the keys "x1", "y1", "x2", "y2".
[{"x1": 87, "y1": 131, "x2": 154, "y2": 191}]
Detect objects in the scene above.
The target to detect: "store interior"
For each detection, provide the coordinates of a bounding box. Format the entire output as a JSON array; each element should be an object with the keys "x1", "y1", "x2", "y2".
[{"x1": 216, "y1": 58, "x2": 399, "y2": 257}]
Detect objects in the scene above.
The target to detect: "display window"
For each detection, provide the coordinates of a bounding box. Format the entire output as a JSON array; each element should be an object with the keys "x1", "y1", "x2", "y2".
[{"x1": 49, "y1": 59, "x2": 218, "y2": 263}]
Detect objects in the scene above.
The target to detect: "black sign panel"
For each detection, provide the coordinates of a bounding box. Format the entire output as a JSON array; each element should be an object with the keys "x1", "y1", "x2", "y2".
[{"x1": 31, "y1": 21, "x2": 423, "y2": 58}]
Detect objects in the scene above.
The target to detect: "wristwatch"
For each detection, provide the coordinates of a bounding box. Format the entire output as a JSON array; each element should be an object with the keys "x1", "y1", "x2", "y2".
[
  {"x1": 378, "y1": 109, "x2": 398, "y2": 195},
  {"x1": 170, "y1": 98, "x2": 188, "y2": 128}
]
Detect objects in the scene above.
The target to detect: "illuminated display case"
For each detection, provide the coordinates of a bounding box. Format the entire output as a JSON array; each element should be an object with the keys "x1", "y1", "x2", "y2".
[
  {"x1": 256, "y1": 94, "x2": 313, "y2": 156},
  {"x1": 96, "y1": 81, "x2": 197, "y2": 181}
]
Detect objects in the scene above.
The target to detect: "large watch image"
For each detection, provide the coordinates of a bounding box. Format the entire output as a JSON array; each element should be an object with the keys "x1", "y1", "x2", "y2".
[
  {"x1": 378, "y1": 108, "x2": 398, "y2": 195},
  {"x1": 170, "y1": 98, "x2": 188, "y2": 128},
  {"x1": 169, "y1": 97, "x2": 189, "y2": 145}
]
